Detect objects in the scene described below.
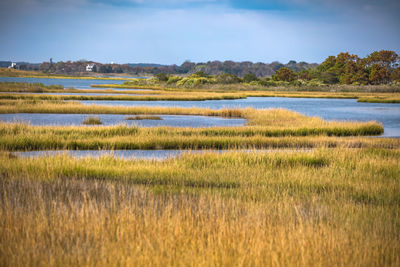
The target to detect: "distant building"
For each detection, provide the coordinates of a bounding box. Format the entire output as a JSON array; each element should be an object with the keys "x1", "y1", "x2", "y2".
[
  {"x1": 86, "y1": 64, "x2": 96, "y2": 72},
  {"x1": 8, "y1": 62, "x2": 16, "y2": 69}
]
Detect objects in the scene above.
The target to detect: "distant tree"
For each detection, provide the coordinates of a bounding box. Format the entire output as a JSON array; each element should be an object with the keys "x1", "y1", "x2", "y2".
[
  {"x1": 369, "y1": 64, "x2": 390, "y2": 84},
  {"x1": 298, "y1": 70, "x2": 313, "y2": 81},
  {"x1": 366, "y1": 50, "x2": 399, "y2": 69},
  {"x1": 318, "y1": 56, "x2": 336, "y2": 72},
  {"x1": 216, "y1": 73, "x2": 241, "y2": 84},
  {"x1": 193, "y1": 71, "x2": 209, "y2": 78},
  {"x1": 155, "y1": 73, "x2": 169, "y2": 82},
  {"x1": 242, "y1": 73, "x2": 259, "y2": 83},
  {"x1": 99, "y1": 65, "x2": 112, "y2": 73},
  {"x1": 178, "y1": 61, "x2": 196, "y2": 73},
  {"x1": 273, "y1": 67, "x2": 297, "y2": 82},
  {"x1": 320, "y1": 71, "x2": 339, "y2": 84},
  {"x1": 391, "y1": 67, "x2": 400, "y2": 82}
]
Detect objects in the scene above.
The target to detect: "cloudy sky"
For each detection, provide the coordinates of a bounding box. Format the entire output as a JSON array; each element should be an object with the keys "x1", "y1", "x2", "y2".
[{"x1": 0, "y1": 0, "x2": 399, "y2": 64}]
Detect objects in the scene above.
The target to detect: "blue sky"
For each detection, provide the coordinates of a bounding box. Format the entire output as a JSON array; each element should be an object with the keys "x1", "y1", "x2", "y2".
[{"x1": 1, "y1": 0, "x2": 399, "y2": 64}]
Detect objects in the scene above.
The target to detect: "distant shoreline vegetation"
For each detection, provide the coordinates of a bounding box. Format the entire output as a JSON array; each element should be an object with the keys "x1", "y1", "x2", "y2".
[{"x1": 2, "y1": 50, "x2": 399, "y2": 86}]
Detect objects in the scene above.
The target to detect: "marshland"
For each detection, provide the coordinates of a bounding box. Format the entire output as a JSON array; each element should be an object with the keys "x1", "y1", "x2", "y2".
[{"x1": 0, "y1": 65, "x2": 399, "y2": 266}]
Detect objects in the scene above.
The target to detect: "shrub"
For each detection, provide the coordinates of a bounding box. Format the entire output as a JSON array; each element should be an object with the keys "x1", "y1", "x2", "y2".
[
  {"x1": 242, "y1": 73, "x2": 259, "y2": 83},
  {"x1": 82, "y1": 116, "x2": 102, "y2": 125},
  {"x1": 166, "y1": 76, "x2": 183, "y2": 85},
  {"x1": 216, "y1": 73, "x2": 241, "y2": 84},
  {"x1": 155, "y1": 73, "x2": 169, "y2": 82}
]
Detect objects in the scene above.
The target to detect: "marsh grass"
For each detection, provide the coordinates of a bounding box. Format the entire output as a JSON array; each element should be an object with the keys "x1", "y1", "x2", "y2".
[
  {"x1": 126, "y1": 115, "x2": 163, "y2": 120},
  {"x1": 0, "y1": 122, "x2": 393, "y2": 151},
  {"x1": 82, "y1": 116, "x2": 102, "y2": 125},
  {"x1": 1, "y1": 80, "x2": 399, "y2": 103},
  {"x1": 0, "y1": 83, "x2": 157, "y2": 95},
  {"x1": 0, "y1": 103, "x2": 387, "y2": 151},
  {"x1": 0, "y1": 92, "x2": 245, "y2": 101},
  {"x1": 0, "y1": 148, "x2": 399, "y2": 266},
  {"x1": 0, "y1": 99, "x2": 383, "y2": 131},
  {"x1": 0, "y1": 82, "x2": 64, "y2": 92}
]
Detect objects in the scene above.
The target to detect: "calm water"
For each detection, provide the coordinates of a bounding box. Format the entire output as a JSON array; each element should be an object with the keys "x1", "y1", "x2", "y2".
[
  {"x1": 0, "y1": 76, "x2": 127, "y2": 89},
  {"x1": 1, "y1": 92, "x2": 150, "y2": 96},
  {"x1": 0, "y1": 114, "x2": 246, "y2": 127},
  {"x1": 12, "y1": 149, "x2": 308, "y2": 160},
  {"x1": 80, "y1": 97, "x2": 400, "y2": 137},
  {"x1": 1, "y1": 77, "x2": 399, "y2": 137}
]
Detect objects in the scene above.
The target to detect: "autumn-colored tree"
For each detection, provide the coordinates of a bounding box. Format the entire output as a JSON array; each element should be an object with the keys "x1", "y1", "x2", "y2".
[
  {"x1": 298, "y1": 70, "x2": 313, "y2": 81},
  {"x1": 366, "y1": 50, "x2": 399, "y2": 69},
  {"x1": 391, "y1": 67, "x2": 400, "y2": 82},
  {"x1": 273, "y1": 67, "x2": 297, "y2": 82},
  {"x1": 369, "y1": 64, "x2": 390, "y2": 84}
]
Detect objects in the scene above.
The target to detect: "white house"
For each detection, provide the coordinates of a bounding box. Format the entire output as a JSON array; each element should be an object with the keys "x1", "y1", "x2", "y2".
[{"x1": 86, "y1": 64, "x2": 96, "y2": 72}]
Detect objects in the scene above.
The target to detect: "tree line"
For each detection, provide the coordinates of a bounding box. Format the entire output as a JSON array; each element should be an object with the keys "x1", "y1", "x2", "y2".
[{"x1": 34, "y1": 50, "x2": 400, "y2": 85}]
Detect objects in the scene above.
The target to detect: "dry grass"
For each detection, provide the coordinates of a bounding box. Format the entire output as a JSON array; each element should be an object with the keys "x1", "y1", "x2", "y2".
[{"x1": 0, "y1": 148, "x2": 399, "y2": 266}]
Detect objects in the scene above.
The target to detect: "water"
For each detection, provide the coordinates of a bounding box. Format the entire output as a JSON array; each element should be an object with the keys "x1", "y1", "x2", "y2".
[
  {"x1": 12, "y1": 149, "x2": 309, "y2": 160},
  {"x1": 1, "y1": 92, "x2": 150, "y2": 96},
  {"x1": 1, "y1": 77, "x2": 399, "y2": 137},
  {"x1": 0, "y1": 76, "x2": 126, "y2": 89},
  {"x1": 0, "y1": 113, "x2": 246, "y2": 127},
  {"x1": 80, "y1": 97, "x2": 400, "y2": 137}
]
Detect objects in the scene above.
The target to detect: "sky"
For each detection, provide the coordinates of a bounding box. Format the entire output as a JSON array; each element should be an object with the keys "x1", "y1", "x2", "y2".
[{"x1": 0, "y1": 0, "x2": 399, "y2": 65}]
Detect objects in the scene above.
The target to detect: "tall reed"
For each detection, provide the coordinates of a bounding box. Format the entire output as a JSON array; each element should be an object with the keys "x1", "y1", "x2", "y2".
[{"x1": 0, "y1": 148, "x2": 399, "y2": 266}]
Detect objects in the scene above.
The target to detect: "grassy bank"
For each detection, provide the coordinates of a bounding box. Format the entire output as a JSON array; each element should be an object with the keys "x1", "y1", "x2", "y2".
[
  {"x1": 0, "y1": 92, "x2": 245, "y2": 101},
  {"x1": 94, "y1": 80, "x2": 400, "y2": 93},
  {"x1": 92, "y1": 83, "x2": 400, "y2": 103},
  {"x1": 0, "y1": 148, "x2": 399, "y2": 266},
  {"x1": 0, "y1": 82, "x2": 64, "y2": 92},
  {"x1": 0, "y1": 121, "x2": 390, "y2": 151},
  {"x1": 1, "y1": 80, "x2": 399, "y2": 103},
  {"x1": 0, "y1": 102, "x2": 387, "y2": 150},
  {"x1": 0, "y1": 82, "x2": 157, "y2": 94},
  {"x1": 358, "y1": 96, "x2": 400, "y2": 103}
]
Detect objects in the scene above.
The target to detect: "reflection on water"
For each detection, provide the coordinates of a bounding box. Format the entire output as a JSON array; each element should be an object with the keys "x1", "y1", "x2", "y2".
[
  {"x1": 80, "y1": 97, "x2": 400, "y2": 137},
  {"x1": 0, "y1": 113, "x2": 246, "y2": 128}
]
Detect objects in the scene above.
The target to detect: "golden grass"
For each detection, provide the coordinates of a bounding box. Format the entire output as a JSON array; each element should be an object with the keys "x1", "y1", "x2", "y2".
[
  {"x1": 0, "y1": 122, "x2": 392, "y2": 151},
  {"x1": 92, "y1": 82, "x2": 400, "y2": 101},
  {"x1": 0, "y1": 148, "x2": 399, "y2": 266},
  {"x1": 0, "y1": 92, "x2": 246, "y2": 101},
  {"x1": 0, "y1": 99, "x2": 380, "y2": 128}
]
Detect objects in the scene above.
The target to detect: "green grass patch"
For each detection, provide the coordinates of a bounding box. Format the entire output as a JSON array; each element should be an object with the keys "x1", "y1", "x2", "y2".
[{"x1": 82, "y1": 116, "x2": 102, "y2": 125}]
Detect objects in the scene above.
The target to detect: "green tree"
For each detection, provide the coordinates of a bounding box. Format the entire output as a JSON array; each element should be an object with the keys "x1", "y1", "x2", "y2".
[
  {"x1": 192, "y1": 71, "x2": 209, "y2": 78},
  {"x1": 155, "y1": 73, "x2": 169, "y2": 82},
  {"x1": 216, "y1": 73, "x2": 241, "y2": 84},
  {"x1": 242, "y1": 73, "x2": 259, "y2": 83}
]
